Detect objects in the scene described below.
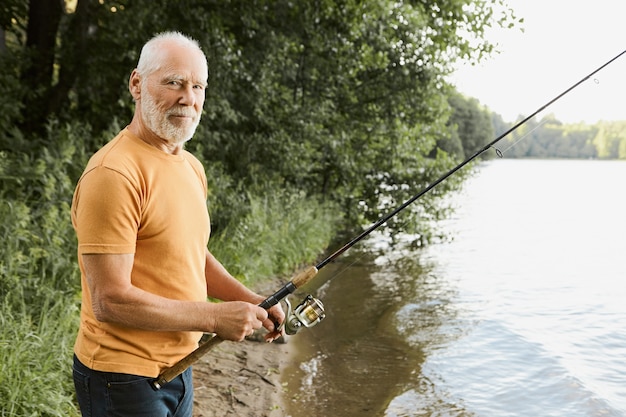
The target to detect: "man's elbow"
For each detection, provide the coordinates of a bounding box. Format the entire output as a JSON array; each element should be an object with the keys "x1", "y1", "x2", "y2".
[{"x1": 91, "y1": 295, "x2": 120, "y2": 323}]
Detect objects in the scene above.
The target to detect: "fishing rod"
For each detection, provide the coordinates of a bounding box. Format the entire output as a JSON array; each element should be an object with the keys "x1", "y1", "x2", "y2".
[{"x1": 151, "y1": 48, "x2": 626, "y2": 390}]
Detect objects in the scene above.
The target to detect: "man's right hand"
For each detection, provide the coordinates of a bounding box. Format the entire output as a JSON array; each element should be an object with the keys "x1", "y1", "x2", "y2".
[{"x1": 209, "y1": 301, "x2": 268, "y2": 341}]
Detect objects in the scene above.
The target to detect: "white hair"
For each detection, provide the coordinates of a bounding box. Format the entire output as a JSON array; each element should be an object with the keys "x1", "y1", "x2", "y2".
[{"x1": 136, "y1": 31, "x2": 206, "y2": 77}]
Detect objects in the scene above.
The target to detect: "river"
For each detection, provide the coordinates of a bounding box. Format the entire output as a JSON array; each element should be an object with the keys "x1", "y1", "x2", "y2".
[{"x1": 282, "y1": 159, "x2": 626, "y2": 417}]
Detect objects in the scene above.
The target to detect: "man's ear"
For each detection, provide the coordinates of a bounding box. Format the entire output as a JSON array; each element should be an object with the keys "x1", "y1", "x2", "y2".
[{"x1": 129, "y1": 69, "x2": 142, "y2": 101}]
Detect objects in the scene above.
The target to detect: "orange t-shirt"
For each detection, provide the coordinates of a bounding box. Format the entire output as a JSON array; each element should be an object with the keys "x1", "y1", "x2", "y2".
[{"x1": 71, "y1": 128, "x2": 211, "y2": 377}]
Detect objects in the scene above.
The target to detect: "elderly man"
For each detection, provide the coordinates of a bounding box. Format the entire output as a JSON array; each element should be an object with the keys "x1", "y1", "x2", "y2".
[{"x1": 71, "y1": 31, "x2": 284, "y2": 416}]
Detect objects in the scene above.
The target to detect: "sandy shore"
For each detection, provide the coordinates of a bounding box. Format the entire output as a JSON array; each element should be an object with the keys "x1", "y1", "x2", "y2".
[
  {"x1": 192, "y1": 279, "x2": 295, "y2": 417},
  {"x1": 192, "y1": 334, "x2": 291, "y2": 417}
]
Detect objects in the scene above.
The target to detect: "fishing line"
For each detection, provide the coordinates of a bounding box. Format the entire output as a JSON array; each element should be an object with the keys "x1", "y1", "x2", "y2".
[
  {"x1": 152, "y1": 48, "x2": 626, "y2": 390},
  {"x1": 495, "y1": 73, "x2": 605, "y2": 157},
  {"x1": 493, "y1": 118, "x2": 549, "y2": 157}
]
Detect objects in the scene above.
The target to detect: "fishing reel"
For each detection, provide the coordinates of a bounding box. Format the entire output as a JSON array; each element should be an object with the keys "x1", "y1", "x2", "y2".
[{"x1": 282, "y1": 295, "x2": 326, "y2": 335}]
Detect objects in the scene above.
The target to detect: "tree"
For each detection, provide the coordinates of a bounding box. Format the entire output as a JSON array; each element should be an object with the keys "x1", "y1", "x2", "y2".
[
  {"x1": 18, "y1": 0, "x2": 63, "y2": 135},
  {"x1": 493, "y1": 116, "x2": 607, "y2": 159},
  {"x1": 592, "y1": 121, "x2": 626, "y2": 159},
  {"x1": 1, "y1": 0, "x2": 517, "y2": 236},
  {"x1": 445, "y1": 91, "x2": 495, "y2": 159}
]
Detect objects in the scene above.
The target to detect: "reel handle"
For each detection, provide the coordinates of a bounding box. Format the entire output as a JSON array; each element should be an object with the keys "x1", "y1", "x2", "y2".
[
  {"x1": 291, "y1": 265, "x2": 319, "y2": 288},
  {"x1": 258, "y1": 266, "x2": 318, "y2": 309}
]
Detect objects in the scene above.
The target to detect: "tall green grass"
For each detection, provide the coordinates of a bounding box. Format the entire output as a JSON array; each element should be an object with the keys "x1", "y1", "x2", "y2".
[
  {"x1": 0, "y1": 294, "x2": 80, "y2": 417},
  {"x1": 1, "y1": 124, "x2": 84, "y2": 416},
  {"x1": 208, "y1": 189, "x2": 340, "y2": 286}
]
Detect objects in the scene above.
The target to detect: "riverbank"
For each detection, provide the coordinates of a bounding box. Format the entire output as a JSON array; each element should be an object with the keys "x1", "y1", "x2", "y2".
[
  {"x1": 192, "y1": 278, "x2": 294, "y2": 417},
  {"x1": 192, "y1": 333, "x2": 291, "y2": 417}
]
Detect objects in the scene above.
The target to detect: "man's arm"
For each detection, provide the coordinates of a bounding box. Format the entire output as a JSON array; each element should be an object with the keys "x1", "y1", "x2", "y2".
[
  {"x1": 204, "y1": 249, "x2": 285, "y2": 341},
  {"x1": 82, "y1": 253, "x2": 267, "y2": 341}
]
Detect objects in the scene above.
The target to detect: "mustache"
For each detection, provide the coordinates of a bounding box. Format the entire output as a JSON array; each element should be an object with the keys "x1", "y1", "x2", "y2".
[{"x1": 166, "y1": 107, "x2": 198, "y2": 118}]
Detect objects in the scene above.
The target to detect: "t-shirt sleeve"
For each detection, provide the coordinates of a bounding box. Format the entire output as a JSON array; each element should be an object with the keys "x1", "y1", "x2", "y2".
[{"x1": 72, "y1": 166, "x2": 140, "y2": 254}]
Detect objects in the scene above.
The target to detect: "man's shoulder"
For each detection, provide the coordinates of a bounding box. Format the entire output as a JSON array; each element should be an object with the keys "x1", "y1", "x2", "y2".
[
  {"x1": 180, "y1": 148, "x2": 203, "y2": 167},
  {"x1": 180, "y1": 149, "x2": 207, "y2": 188},
  {"x1": 86, "y1": 129, "x2": 135, "y2": 164},
  {"x1": 89, "y1": 128, "x2": 176, "y2": 175},
  {"x1": 77, "y1": 130, "x2": 148, "y2": 188}
]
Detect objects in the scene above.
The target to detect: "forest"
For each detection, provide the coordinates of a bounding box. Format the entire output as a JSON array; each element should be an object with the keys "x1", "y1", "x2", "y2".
[{"x1": 0, "y1": 0, "x2": 622, "y2": 415}]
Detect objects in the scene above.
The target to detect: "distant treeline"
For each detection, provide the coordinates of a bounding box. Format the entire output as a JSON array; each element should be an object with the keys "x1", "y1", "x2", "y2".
[
  {"x1": 493, "y1": 115, "x2": 626, "y2": 159},
  {"x1": 447, "y1": 94, "x2": 626, "y2": 160}
]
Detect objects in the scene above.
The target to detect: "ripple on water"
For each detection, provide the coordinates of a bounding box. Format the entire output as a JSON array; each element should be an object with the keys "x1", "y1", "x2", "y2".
[{"x1": 386, "y1": 318, "x2": 624, "y2": 417}]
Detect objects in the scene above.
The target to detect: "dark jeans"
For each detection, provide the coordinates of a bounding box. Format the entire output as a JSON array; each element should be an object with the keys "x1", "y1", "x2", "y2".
[{"x1": 72, "y1": 355, "x2": 193, "y2": 417}]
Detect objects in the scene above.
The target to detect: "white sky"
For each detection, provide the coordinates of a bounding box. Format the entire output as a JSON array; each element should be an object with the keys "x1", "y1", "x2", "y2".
[{"x1": 448, "y1": 0, "x2": 626, "y2": 123}]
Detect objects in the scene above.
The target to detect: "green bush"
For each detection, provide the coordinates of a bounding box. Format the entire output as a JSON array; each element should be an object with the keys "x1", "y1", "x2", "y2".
[{"x1": 0, "y1": 122, "x2": 85, "y2": 307}]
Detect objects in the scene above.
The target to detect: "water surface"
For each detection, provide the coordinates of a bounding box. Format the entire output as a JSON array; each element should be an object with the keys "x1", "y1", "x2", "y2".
[{"x1": 283, "y1": 159, "x2": 626, "y2": 417}]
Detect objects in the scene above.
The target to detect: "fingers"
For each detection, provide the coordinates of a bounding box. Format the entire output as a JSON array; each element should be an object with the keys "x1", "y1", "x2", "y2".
[
  {"x1": 262, "y1": 303, "x2": 286, "y2": 343},
  {"x1": 241, "y1": 305, "x2": 266, "y2": 338},
  {"x1": 212, "y1": 302, "x2": 268, "y2": 342},
  {"x1": 263, "y1": 327, "x2": 285, "y2": 343},
  {"x1": 210, "y1": 300, "x2": 288, "y2": 343},
  {"x1": 254, "y1": 306, "x2": 269, "y2": 324}
]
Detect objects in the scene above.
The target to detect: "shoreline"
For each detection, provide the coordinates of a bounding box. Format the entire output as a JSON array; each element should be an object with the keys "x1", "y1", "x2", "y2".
[
  {"x1": 192, "y1": 334, "x2": 291, "y2": 417},
  {"x1": 192, "y1": 278, "x2": 295, "y2": 417}
]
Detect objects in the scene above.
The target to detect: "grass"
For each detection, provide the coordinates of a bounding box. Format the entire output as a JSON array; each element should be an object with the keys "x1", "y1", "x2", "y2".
[
  {"x1": 209, "y1": 190, "x2": 340, "y2": 286},
  {"x1": 0, "y1": 292, "x2": 80, "y2": 417}
]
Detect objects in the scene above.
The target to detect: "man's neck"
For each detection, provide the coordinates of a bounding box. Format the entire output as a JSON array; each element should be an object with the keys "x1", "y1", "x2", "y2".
[{"x1": 128, "y1": 117, "x2": 183, "y2": 155}]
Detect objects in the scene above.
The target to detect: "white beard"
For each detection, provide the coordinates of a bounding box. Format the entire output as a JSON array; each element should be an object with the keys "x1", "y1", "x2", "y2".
[{"x1": 141, "y1": 90, "x2": 201, "y2": 144}]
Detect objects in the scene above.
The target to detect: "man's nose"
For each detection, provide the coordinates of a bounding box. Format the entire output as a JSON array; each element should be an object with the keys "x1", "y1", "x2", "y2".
[{"x1": 178, "y1": 85, "x2": 197, "y2": 106}]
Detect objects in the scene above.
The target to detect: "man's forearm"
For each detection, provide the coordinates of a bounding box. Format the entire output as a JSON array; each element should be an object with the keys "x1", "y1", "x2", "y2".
[{"x1": 204, "y1": 249, "x2": 264, "y2": 304}]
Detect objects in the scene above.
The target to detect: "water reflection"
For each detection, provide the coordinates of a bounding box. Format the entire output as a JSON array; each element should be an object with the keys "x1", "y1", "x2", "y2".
[{"x1": 283, "y1": 242, "x2": 471, "y2": 416}]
